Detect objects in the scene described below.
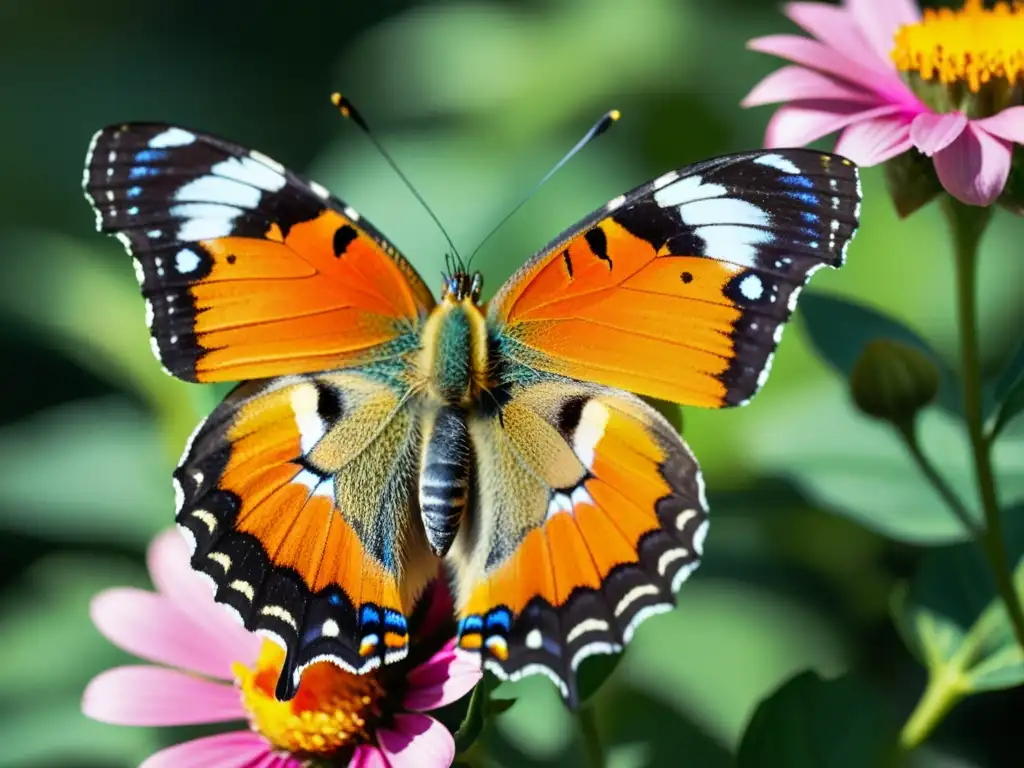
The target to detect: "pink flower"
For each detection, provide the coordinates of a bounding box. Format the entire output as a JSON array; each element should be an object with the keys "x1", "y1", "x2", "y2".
[
  {"x1": 742, "y1": 0, "x2": 1024, "y2": 206},
  {"x1": 83, "y1": 530, "x2": 481, "y2": 768}
]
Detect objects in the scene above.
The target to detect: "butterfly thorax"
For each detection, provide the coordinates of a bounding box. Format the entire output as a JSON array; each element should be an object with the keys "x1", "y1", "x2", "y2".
[
  {"x1": 417, "y1": 276, "x2": 489, "y2": 407},
  {"x1": 415, "y1": 273, "x2": 490, "y2": 557}
]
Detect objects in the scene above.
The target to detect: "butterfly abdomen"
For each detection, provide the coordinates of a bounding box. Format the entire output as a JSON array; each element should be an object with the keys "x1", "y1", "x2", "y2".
[
  {"x1": 419, "y1": 297, "x2": 490, "y2": 406},
  {"x1": 419, "y1": 405, "x2": 473, "y2": 557}
]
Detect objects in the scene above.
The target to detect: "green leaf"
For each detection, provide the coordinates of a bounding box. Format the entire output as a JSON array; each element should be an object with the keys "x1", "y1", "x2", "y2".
[
  {"x1": 0, "y1": 232, "x2": 203, "y2": 453},
  {"x1": 989, "y1": 338, "x2": 1024, "y2": 441},
  {"x1": 800, "y1": 292, "x2": 965, "y2": 418},
  {"x1": 0, "y1": 554, "x2": 156, "y2": 768},
  {"x1": 737, "y1": 671, "x2": 898, "y2": 768},
  {"x1": 574, "y1": 649, "x2": 621, "y2": 707},
  {"x1": 892, "y1": 505, "x2": 1024, "y2": 693},
  {"x1": 0, "y1": 398, "x2": 170, "y2": 545},
  {"x1": 604, "y1": 687, "x2": 732, "y2": 768},
  {"x1": 454, "y1": 673, "x2": 497, "y2": 755},
  {"x1": 747, "y1": 386, "x2": 1024, "y2": 544}
]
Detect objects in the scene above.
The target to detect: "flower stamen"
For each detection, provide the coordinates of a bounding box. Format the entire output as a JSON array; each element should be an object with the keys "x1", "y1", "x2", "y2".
[
  {"x1": 234, "y1": 641, "x2": 386, "y2": 757},
  {"x1": 891, "y1": 0, "x2": 1024, "y2": 93}
]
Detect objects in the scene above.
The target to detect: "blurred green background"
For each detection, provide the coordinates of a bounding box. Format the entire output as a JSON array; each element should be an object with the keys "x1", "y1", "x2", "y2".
[{"x1": 1, "y1": 1, "x2": 1022, "y2": 766}]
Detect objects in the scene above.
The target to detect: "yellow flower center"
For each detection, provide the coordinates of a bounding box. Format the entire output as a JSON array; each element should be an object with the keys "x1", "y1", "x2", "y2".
[
  {"x1": 892, "y1": 0, "x2": 1024, "y2": 92},
  {"x1": 233, "y1": 641, "x2": 386, "y2": 758}
]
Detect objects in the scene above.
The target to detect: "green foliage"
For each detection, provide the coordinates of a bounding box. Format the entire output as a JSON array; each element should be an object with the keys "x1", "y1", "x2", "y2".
[
  {"x1": 989, "y1": 339, "x2": 1024, "y2": 441},
  {"x1": 893, "y1": 507, "x2": 1024, "y2": 694},
  {"x1": 737, "y1": 671, "x2": 899, "y2": 768},
  {"x1": 750, "y1": 391, "x2": 1021, "y2": 543}
]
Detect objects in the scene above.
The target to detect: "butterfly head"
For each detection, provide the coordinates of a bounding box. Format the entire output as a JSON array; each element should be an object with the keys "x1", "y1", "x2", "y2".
[{"x1": 442, "y1": 271, "x2": 483, "y2": 305}]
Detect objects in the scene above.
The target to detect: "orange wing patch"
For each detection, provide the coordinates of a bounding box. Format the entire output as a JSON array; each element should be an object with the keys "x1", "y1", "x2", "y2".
[
  {"x1": 174, "y1": 374, "x2": 434, "y2": 701},
  {"x1": 451, "y1": 380, "x2": 708, "y2": 703}
]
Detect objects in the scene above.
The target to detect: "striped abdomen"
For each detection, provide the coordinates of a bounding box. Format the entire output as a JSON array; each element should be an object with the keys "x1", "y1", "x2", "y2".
[{"x1": 419, "y1": 405, "x2": 472, "y2": 557}]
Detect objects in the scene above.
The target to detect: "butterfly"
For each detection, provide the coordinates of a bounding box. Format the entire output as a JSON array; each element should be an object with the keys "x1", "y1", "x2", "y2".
[{"x1": 82, "y1": 116, "x2": 860, "y2": 704}]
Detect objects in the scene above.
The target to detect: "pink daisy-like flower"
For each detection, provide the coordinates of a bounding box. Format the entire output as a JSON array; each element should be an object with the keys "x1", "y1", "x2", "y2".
[
  {"x1": 83, "y1": 530, "x2": 481, "y2": 768},
  {"x1": 742, "y1": 0, "x2": 1024, "y2": 207}
]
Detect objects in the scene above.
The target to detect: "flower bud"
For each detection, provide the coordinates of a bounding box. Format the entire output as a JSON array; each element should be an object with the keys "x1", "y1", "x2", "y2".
[{"x1": 850, "y1": 339, "x2": 941, "y2": 426}]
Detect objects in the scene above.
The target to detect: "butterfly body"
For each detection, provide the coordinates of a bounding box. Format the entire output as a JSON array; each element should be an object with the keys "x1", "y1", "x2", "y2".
[{"x1": 83, "y1": 121, "x2": 861, "y2": 704}]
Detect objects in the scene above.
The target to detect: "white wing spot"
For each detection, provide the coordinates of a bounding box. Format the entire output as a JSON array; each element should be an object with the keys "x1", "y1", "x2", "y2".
[
  {"x1": 175, "y1": 249, "x2": 201, "y2": 273},
  {"x1": 675, "y1": 509, "x2": 698, "y2": 531},
  {"x1": 693, "y1": 519, "x2": 710, "y2": 555},
  {"x1": 738, "y1": 273, "x2": 764, "y2": 301},
  {"x1": 230, "y1": 580, "x2": 255, "y2": 601},
  {"x1": 606, "y1": 194, "x2": 627, "y2": 211},
  {"x1": 573, "y1": 400, "x2": 610, "y2": 470},
  {"x1": 149, "y1": 128, "x2": 196, "y2": 148},
  {"x1": 208, "y1": 552, "x2": 231, "y2": 572},
  {"x1": 566, "y1": 618, "x2": 610, "y2": 645},
  {"x1": 175, "y1": 175, "x2": 261, "y2": 208},
  {"x1": 652, "y1": 170, "x2": 679, "y2": 190},
  {"x1": 754, "y1": 153, "x2": 802, "y2": 174},
  {"x1": 248, "y1": 149, "x2": 286, "y2": 174},
  {"x1": 212, "y1": 156, "x2": 287, "y2": 192},
  {"x1": 658, "y1": 547, "x2": 690, "y2": 576},
  {"x1": 192, "y1": 509, "x2": 218, "y2": 534},
  {"x1": 343, "y1": 205, "x2": 360, "y2": 221},
  {"x1": 525, "y1": 629, "x2": 543, "y2": 649},
  {"x1": 309, "y1": 180, "x2": 331, "y2": 199},
  {"x1": 322, "y1": 619, "x2": 340, "y2": 637},
  {"x1": 615, "y1": 584, "x2": 660, "y2": 617}
]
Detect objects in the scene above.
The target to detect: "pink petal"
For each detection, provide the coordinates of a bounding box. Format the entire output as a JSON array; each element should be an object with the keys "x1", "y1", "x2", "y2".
[
  {"x1": 403, "y1": 640, "x2": 483, "y2": 711},
  {"x1": 378, "y1": 714, "x2": 455, "y2": 768},
  {"x1": 350, "y1": 744, "x2": 390, "y2": 768},
  {"x1": 82, "y1": 665, "x2": 245, "y2": 726},
  {"x1": 910, "y1": 112, "x2": 968, "y2": 156},
  {"x1": 91, "y1": 587, "x2": 244, "y2": 680},
  {"x1": 933, "y1": 123, "x2": 1014, "y2": 206},
  {"x1": 139, "y1": 731, "x2": 284, "y2": 768},
  {"x1": 784, "y1": 2, "x2": 888, "y2": 73},
  {"x1": 835, "y1": 115, "x2": 914, "y2": 165},
  {"x1": 742, "y1": 65, "x2": 878, "y2": 107},
  {"x1": 747, "y1": 34, "x2": 914, "y2": 104},
  {"x1": 974, "y1": 107, "x2": 1024, "y2": 145},
  {"x1": 845, "y1": 0, "x2": 921, "y2": 64},
  {"x1": 148, "y1": 529, "x2": 262, "y2": 666},
  {"x1": 764, "y1": 102, "x2": 902, "y2": 148}
]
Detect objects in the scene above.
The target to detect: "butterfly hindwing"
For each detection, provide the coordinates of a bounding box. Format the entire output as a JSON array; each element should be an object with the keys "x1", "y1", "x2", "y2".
[
  {"x1": 449, "y1": 373, "x2": 708, "y2": 703},
  {"x1": 488, "y1": 149, "x2": 860, "y2": 408},
  {"x1": 83, "y1": 123, "x2": 435, "y2": 382},
  {"x1": 175, "y1": 371, "x2": 437, "y2": 699}
]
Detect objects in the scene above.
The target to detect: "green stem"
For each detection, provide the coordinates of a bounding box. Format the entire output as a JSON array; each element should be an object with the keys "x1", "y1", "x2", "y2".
[
  {"x1": 576, "y1": 704, "x2": 604, "y2": 768},
  {"x1": 899, "y1": 668, "x2": 965, "y2": 750},
  {"x1": 945, "y1": 197, "x2": 1024, "y2": 653},
  {"x1": 895, "y1": 421, "x2": 980, "y2": 535}
]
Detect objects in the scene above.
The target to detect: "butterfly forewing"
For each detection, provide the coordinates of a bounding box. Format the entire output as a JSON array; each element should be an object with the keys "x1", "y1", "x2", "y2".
[
  {"x1": 489, "y1": 149, "x2": 860, "y2": 408},
  {"x1": 83, "y1": 123, "x2": 435, "y2": 382}
]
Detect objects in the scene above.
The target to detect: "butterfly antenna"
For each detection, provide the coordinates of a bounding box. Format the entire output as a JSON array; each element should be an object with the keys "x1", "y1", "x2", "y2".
[
  {"x1": 465, "y1": 109, "x2": 620, "y2": 270},
  {"x1": 332, "y1": 93, "x2": 462, "y2": 267}
]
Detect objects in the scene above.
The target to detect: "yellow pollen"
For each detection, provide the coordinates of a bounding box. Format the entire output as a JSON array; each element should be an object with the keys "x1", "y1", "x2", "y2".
[
  {"x1": 891, "y1": 0, "x2": 1024, "y2": 92},
  {"x1": 233, "y1": 641, "x2": 386, "y2": 757}
]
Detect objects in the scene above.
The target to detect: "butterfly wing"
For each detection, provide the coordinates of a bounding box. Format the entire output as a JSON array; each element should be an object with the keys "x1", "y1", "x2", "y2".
[
  {"x1": 83, "y1": 123, "x2": 435, "y2": 382},
  {"x1": 488, "y1": 150, "x2": 860, "y2": 408},
  {"x1": 450, "y1": 374, "x2": 707, "y2": 704},
  {"x1": 175, "y1": 371, "x2": 437, "y2": 700}
]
